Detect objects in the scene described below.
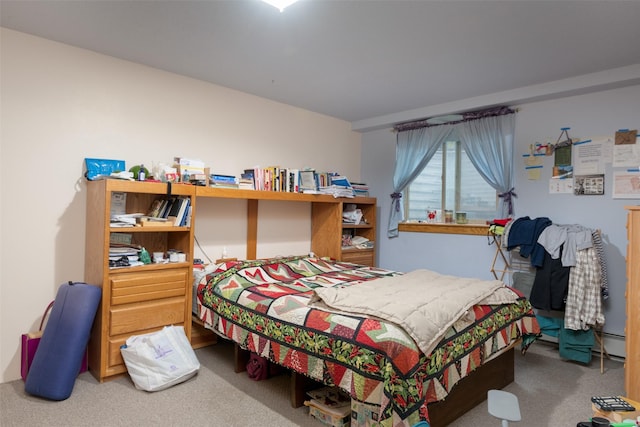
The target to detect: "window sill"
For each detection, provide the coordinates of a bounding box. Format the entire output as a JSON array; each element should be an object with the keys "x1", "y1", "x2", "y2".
[{"x1": 398, "y1": 222, "x2": 489, "y2": 236}]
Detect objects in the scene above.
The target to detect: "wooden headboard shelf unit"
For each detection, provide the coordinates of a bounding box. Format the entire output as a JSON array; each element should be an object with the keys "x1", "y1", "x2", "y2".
[{"x1": 195, "y1": 187, "x2": 377, "y2": 265}]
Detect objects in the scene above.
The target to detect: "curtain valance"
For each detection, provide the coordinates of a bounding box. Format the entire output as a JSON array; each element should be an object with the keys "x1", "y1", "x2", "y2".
[{"x1": 393, "y1": 106, "x2": 516, "y2": 133}]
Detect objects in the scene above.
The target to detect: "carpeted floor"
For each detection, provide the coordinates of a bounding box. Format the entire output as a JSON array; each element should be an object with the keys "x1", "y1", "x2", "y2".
[{"x1": 0, "y1": 339, "x2": 625, "y2": 426}]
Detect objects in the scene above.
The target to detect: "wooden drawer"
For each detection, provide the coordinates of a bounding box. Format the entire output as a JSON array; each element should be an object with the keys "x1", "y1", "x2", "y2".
[
  {"x1": 341, "y1": 249, "x2": 375, "y2": 267},
  {"x1": 110, "y1": 268, "x2": 187, "y2": 305},
  {"x1": 108, "y1": 335, "x2": 128, "y2": 369},
  {"x1": 110, "y1": 296, "x2": 186, "y2": 336}
]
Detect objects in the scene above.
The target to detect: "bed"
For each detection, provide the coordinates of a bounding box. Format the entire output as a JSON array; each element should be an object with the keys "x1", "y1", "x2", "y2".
[{"x1": 193, "y1": 255, "x2": 540, "y2": 426}]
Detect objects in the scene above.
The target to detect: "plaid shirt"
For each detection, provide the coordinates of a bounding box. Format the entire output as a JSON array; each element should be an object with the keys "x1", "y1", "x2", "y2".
[{"x1": 564, "y1": 247, "x2": 605, "y2": 330}]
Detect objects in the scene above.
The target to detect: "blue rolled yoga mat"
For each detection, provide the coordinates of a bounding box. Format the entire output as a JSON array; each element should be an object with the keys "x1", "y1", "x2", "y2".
[{"x1": 25, "y1": 281, "x2": 101, "y2": 400}]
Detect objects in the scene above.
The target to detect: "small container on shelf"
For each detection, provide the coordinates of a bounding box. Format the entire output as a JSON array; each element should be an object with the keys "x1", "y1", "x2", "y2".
[{"x1": 444, "y1": 210, "x2": 454, "y2": 223}]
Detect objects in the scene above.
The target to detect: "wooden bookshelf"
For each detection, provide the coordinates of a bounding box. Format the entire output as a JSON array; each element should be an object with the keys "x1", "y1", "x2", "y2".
[
  {"x1": 85, "y1": 180, "x2": 195, "y2": 382},
  {"x1": 195, "y1": 187, "x2": 377, "y2": 265}
]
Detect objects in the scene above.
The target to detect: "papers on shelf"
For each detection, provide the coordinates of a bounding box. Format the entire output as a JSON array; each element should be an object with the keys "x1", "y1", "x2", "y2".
[
  {"x1": 342, "y1": 208, "x2": 363, "y2": 224},
  {"x1": 318, "y1": 185, "x2": 354, "y2": 198},
  {"x1": 109, "y1": 245, "x2": 143, "y2": 268},
  {"x1": 109, "y1": 246, "x2": 139, "y2": 256},
  {"x1": 110, "y1": 213, "x2": 145, "y2": 227}
]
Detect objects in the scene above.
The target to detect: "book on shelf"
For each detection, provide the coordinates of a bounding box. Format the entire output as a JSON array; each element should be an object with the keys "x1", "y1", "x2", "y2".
[
  {"x1": 240, "y1": 170, "x2": 255, "y2": 188},
  {"x1": 330, "y1": 175, "x2": 351, "y2": 187},
  {"x1": 288, "y1": 169, "x2": 299, "y2": 192},
  {"x1": 209, "y1": 173, "x2": 238, "y2": 184},
  {"x1": 110, "y1": 192, "x2": 127, "y2": 217},
  {"x1": 166, "y1": 197, "x2": 183, "y2": 219},
  {"x1": 239, "y1": 179, "x2": 254, "y2": 189},
  {"x1": 210, "y1": 182, "x2": 240, "y2": 189},
  {"x1": 351, "y1": 182, "x2": 370, "y2": 197},
  {"x1": 249, "y1": 167, "x2": 263, "y2": 191},
  {"x1": 147, "y1": 199, "x2": 164, "y2": 217},
  {"x1": 241, "y1": 169, "x2": 255, "y2": 190},
  {"x1": 155, "y1": 198, "x2": 171, "y2": 219},
  {"x1": 165, "y1": 197, "x2": 190, "y2": 226},
  {"x1": 299, "y1": 169, "x2": 318, "y2": 192},
  {"x1": 182, "y1": 203, "x2": 192, "y2": 227},
  {"x1": 209, "y1": 175, "x2": 240, "y2": 188}
]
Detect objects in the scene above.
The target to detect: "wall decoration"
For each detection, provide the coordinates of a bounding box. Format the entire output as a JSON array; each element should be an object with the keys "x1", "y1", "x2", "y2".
[
  {"x1": 613, "y1": 131, "x2": 640, "y2": 167},
  {"x1": 613, "y1": 171, "x2": 640, "y2": 199},
  {"x1": 552, "y1": 128, "x2": 574, "y2": 179},
  {"x1": 549, "y1": 178, "x2": 574, "y2": 194},
  {"x1": 573, "y1": 137, "x2": 613, "y2": 175},
  {"x1": 574, "y1": 174, "x2": 604, "y2": 196},
  {"x1": 523, "y1": 154, "x2": 544, "y2": 180},
  {"x1": 615, "y1": 129, "x2": 638, "y2": 145}
]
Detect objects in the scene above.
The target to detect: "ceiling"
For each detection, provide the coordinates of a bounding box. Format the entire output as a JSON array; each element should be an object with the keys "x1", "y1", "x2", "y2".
[{"x1": 2, "y1": 0, "x2": 640, "y2": 131}]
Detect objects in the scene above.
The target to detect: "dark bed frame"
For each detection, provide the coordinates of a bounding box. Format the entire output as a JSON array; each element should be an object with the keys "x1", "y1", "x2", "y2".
[{"x1": 232, "y1": 341, "x2": 515, "y2": 426}]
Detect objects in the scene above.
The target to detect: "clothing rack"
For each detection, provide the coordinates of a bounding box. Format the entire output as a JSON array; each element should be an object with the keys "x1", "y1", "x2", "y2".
[
  {"x1": 489, "y1": 232, "x2": 510, "y2": 282},
  {"x1": 490, "y1": 222, "x2": 610, "y2": 373},
  {"x1": 488, "y1": 230, "x2": 533, "y2": 285},
  {"x1": 594, "y1": 327, "x2": 611, "y2": 374}
]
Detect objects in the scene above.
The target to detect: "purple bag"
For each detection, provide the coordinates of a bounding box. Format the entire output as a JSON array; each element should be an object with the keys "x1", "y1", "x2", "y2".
[
  {"x1": 21, "y1": 301, "x2": 54, "y2": 381},
  {"x1": 246, "y1": 353, "x2": 269, "y2": 381},
  {"x1": 21, "y1": 300, "x2": 88, "y2": 381}
]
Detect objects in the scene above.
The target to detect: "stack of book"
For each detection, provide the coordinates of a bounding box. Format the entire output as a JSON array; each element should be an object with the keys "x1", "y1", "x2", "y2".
[
  {"x1": 109, "y1": 246, "x2": 142, "y2": 268},
  {"x1": 174, "y1": 157, "x2": 207, "y2": 184},
  {"x1": 351, "y1": 182, "x2": 370, "y2": 197},
  {"x1": 315, "y1": 175, "x2": 354, "y2": 198},
  {"x1": 318, "y1": 185, "x2": 354, "y2": 198},
  {"x1": 239, "y1": 171, "x2": 255, "y2": 190},
  {"x1": 209, "y1": 174, "x2": 239, "y2": 188},
  {"x1": 110, "y1": 213, "x2": 143, "y2": 227}
]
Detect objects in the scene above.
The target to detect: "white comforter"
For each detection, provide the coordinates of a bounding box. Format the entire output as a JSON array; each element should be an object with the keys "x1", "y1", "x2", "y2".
[{"x1": 308, "y1": 269, "x2": 518, "y2": 355}]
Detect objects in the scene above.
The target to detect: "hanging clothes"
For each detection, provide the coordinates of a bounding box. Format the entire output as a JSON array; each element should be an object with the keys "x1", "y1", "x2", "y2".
[
  {"x1": 529, "y1": 249, "x2": 570, "y2": 311},
  {"x1": 564, "y1": 247, "x2": 605, "y2": 330},
  {"x1": 591, "y1": 230, "x2": 609, "y2": 300},
  {"x1": 506, "y1": 216, "x2": 552, "y2": 267},
  {"x1": 504, "y1": 217, "x2": 607, "y2": 364},
  {"x1": 536, "y1": 224, "x2": 605, "y2": 330},
  {"x1": 559, "y1": 327, "x2": 595, "y2": 364},
  {"x1": 537, "y1": 223, "x2": 593, "y2": 267}
]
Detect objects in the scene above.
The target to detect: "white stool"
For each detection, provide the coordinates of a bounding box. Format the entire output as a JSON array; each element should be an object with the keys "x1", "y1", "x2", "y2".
[{"x1": 487, "y1": 389, "x2": 521, "y2": 427}]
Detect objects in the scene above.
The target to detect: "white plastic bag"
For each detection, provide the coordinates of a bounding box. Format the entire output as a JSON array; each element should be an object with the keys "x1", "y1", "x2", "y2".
[{"x1": 120, "y1": 325, "x2": 200, "y2": 392}]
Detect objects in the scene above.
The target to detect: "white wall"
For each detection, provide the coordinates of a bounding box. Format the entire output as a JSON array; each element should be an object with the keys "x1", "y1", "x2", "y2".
[
  {"x1": 362, "y1": 85, "x2": 640, "y2": 357},
  {"x1": 0, "y1": 28, "x2": 362, "y2": 383}
]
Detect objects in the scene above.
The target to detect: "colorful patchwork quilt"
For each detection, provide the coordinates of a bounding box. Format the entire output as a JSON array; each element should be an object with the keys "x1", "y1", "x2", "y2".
[{"x1": 196, "y1": 256, "x2": 540, "y2": 427}]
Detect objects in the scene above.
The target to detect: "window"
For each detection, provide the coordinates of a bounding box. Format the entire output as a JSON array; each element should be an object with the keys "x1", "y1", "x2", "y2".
[{"x1": 405, "y1": 141, "x2": 497, "y2": 222}]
